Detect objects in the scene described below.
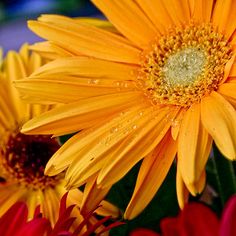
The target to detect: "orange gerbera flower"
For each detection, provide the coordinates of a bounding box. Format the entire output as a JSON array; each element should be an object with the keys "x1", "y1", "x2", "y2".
[{"x1": 15, "y1": 0, "x2": 236, "y2": 219}]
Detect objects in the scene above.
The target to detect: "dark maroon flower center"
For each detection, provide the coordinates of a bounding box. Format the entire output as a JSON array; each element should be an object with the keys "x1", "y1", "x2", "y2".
[{"x1": 0, "y1": 133, "x2": 62, "y2": 189}]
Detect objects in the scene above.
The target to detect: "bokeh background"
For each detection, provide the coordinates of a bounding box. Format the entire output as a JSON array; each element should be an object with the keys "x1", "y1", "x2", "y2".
[{"x1": 0, "y1": 0, "x2": 99, "y2": 53}]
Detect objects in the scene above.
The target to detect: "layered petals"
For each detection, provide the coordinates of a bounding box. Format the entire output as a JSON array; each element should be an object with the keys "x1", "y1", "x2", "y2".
[
  {"x1": 135, "y1": 0, "x2": 172, "y2": 34},
  {"x1": 92, "y1": 0, "x2": 157, "y2": 48},
  {"x1": 212, "y1": 0, "x2": 236, "y2": 39},
  {"x1": 64, "y1": 104, "x2": 166, "y2": 187},
  {"x1": 160, "y1": 0, "x2": 190, "y2": 26},
  {"x1": 80, "y1": 176, "x2": 112, "y2": 217},
  {"x1": 96, "y1": 107, "x2": 177, "y2": 188},
  {"x1": 178, "y1": 103, "x2": 212, "y2": 194},
  {"x1": 45, "y1": 103, "x2": 150, "y2": 177},
  {"x1": 125, "y1": 131, "x2": 177, "y2": 219},
  {"x1": 218, "y1": 81, "x2": 236, "y2": 107},
  {"x1": 28, "y1": 15, "x2": 141, "y2": 63},
  {"x1": 190, "y1": 0, "x2": 214, "y2": 22},
  {"x1": 22, "y1": 92, "x2": 143, "y2": 136}
]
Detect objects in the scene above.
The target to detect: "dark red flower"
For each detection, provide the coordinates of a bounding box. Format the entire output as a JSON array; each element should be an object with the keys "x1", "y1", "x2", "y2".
[
  {"x1": 0, "y1": 201, "x2": 51, "y2": 236},
  {"x1": 130, "y1": 195, "x2": 236, "y2": 236},
  {"x1": 0, "y1": 193, "x2": 123, "y2": 236}
]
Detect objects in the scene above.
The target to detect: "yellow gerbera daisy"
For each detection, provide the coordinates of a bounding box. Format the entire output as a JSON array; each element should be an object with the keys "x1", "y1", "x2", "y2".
[
  {"x1": 15, "y1": 0, "x2": 236, "y2": 219},
  {"x1": 0, "y1": 45, "x2": 119, "y2": 224}
]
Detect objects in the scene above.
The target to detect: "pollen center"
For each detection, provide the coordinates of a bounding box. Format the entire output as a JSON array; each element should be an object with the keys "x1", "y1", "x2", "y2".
[
  {"x1": 138, "y1": 24, "x2": 232, "y2": 107},
  {"x1": 0, "y1": 132, "x2": 62, "y2": 189},
  {"x1": 162, "y1": 47, "x2": 206, "y2": 87}
]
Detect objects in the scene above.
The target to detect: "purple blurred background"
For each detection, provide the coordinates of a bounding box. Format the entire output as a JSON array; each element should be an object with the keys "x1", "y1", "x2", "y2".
[{"x1": 0, "y1": 0, "x2": 99, "y2": 53}]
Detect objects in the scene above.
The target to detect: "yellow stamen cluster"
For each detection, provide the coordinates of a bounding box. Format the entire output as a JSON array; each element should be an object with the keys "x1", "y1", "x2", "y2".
[
  {"x1": 0, "y1": 132, "x2": 62, "y2": 190},
  {"x1": 138, "y1": 23, "x2": 232, "y2": 107}
]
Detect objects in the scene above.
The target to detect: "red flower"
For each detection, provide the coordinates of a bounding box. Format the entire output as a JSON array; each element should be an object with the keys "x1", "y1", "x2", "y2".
[
  {"x1": 220, "y1": 195, "x2": 236, "y2": 236},
  {"x1": 130, "y1": 195, "x2": 236, "y2": 236},
  {"x1": 0, "y1": 193, "x2": 123, "y2": 236},
  {"x1": 0, "y1": 202, "x2": 51, "y2": 236}
]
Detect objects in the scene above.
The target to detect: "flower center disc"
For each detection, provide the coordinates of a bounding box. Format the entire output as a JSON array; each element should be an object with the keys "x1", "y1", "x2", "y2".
[
  {"x1": 0, "y1": 132, "x2": 61, "y2": 189},
  {"x1": 162, "y1": 47, "x2": 206, "y2": 87},
  {"x1": 139, "y1": 24, "x2": 232, "y2": 107}
]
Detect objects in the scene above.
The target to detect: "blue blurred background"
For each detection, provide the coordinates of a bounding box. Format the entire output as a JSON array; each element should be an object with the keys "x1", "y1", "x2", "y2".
[{"x1": 0, "y1": 0, "x2": 99, "y2": 53}]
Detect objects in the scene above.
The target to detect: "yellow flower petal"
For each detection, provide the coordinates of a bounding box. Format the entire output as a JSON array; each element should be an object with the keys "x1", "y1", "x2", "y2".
[
  {"x1": 171, "y1": 108, "x2": 186, "y2": 140},
  {"x1": 64, "y1": 105, "x2": 157, "y2": 187},
  {"x1": 31, "y1": 56, "x2": 138, "y2": 78},
  {"x1": 178, "y1": 103, "x2": 212, "y2": 190},
  {"x1": 0, "y1": 187, "x2": 27, "y2": 215},
  {"x1": 22, "y1": 92, "x2": 143, "y2": 136},
  {"x1": 212, "y1": 0, "x2": 236, "y2": 39},
  {"x1": 29, "y1": 42, "x2": 59, "y2": 60},
  {"x1": 190, "y1": 0, "x2": 214, "y2": 22},
  {"x1": 220, "y1": 54, "x2": 236, "y2": 85},
  {"x1": 124, "y1": 131, "x2": 177, "y2": 219},
  {"x1": 201, "y1": 91, "x2": 236, "y2": 160},
  {"x1": 92, "y1": 0, "x2": 157, "y2": 48},
  {"x1": 0, "y1": 88, "x2": 15, "y2": 129},
  {"x1": 229, "y1": 62, "x2": 236, "y2": 77},
  {"x1": 42, "y1": 188, "x2": 59, "y2": 225},
  {"x1": 160, "y1": 0, "x2": 190, "y2": 26},
  {"x1": 15, "y1": 57, "x2": 138, "y2": 104},
  {"x1": 15, "y1": 76, "x2": 136, "y2": 104},
  {"x1": 176, "y1": 164, "x2": 189, "y2": 209},
  {"x1": 96, "y1": 108, "x2": 177, "y2": 188},
  {"x1": 80, "y1": 175, "x2": 112, "y2": 216},
  {"x1": 218, "y1": 81, "x2": 236, "y2": 106},
  {"x1": 45, "y1": 103, "x2": 148, "y2": 177},
  {"x1": 74, "y1": 17, "x2": 120, "y2": 34},
  {"x1": 195, "y1": 170, "x2": 206, "y2": 193},
  {"x1": 135, "y1": 0, "x2": 173, "y2": 33},
  {"x1": 5, "y1": 51, "x2": 27, "y2": 121},
  {"x1": 28, "y1": 16, "x2": 140, "y2": 63}
]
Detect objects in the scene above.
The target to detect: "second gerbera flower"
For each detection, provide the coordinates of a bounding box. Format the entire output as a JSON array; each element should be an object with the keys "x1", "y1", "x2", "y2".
[
  {"x1": 15, "y1": 0, "x2": 236, "y2": 219},
  {"x1": 0, "y1": 45, "x2": 118, "y2": 225}
]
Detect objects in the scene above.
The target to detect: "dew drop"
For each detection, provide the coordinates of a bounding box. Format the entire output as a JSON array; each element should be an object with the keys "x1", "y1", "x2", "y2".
[
  {"x1": 123, "y1": 82, "x2": 129, "y2": 88},
  {"x1": 104, "y1": 137, "x2": 112, "y2": 146},
  {"x1": 139, "y1": 111, "x2": 144, "y2": 116},
  {"x1": 171, "y1": 119, "x2": 180, "y2": 128},
  {"x1": 88, "y1": 79, "x2": 99, "y2": 84},
  {"x1": 114, "y1": 81, "x2": 121, "y2": 87},
  {"x1": 110, "y1": 127, "x2": 118, "y2": 133}
]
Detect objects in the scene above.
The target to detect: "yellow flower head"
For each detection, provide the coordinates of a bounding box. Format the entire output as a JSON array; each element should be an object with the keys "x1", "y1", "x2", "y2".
[
  {"x1": 15, "y1": 0, "x2": 236, "y2": 219},
  {"x1": 0, "y1": 45, "x2": 119, "y2": 225}
]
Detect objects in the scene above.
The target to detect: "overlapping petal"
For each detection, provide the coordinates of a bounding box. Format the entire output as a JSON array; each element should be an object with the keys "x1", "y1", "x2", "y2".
[
  {"x1": 201, "y1": 92, "x2": 236, "y2": 160},
  {"x1": 28, "y1": 15, "x2": 140, "y2": 63},
  {"x1": 178, "y1": 103, "x2": 212, "y2": 194},
  {"x1": 125, "y1": 131, "x2": 177, "y2": 219}
]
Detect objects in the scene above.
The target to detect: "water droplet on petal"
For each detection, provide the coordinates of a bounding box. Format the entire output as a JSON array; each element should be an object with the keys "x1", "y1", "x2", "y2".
[
  {"x1": 110, "y1": 127, "x2": 118, "y2": 133},
  {"x1": 88, "y1": 79, "x2": 99, "y2": 84}
]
